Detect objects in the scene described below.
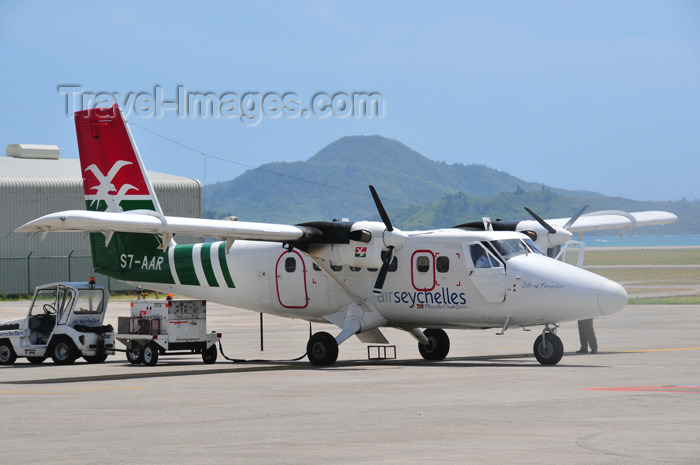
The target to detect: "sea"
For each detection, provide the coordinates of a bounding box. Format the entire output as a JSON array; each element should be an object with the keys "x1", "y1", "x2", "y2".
[{"x1": 580, "y1": 234, "x2": 700, "y2": 248}]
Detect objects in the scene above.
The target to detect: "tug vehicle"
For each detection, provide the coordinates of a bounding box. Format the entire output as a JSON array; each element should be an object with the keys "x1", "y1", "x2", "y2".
[{"x1": 0, "y1": 279, "x2": 115, "y2": 365}]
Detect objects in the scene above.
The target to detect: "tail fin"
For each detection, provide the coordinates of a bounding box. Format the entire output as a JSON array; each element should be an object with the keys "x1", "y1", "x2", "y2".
[
  {"x1": 75, "y1": 105, "x2": 172, "y2": 285},
  {"x1": 74, "y1": 104, "x2": 163, "y2": 214}
]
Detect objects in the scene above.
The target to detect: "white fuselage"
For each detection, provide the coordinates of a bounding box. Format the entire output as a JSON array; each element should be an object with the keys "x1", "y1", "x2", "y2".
[{"x1": 127, "y1": 228, "x2": 627, "y2": 331}]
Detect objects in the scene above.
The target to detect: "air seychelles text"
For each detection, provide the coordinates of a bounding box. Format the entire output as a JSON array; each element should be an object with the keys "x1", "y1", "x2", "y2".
[{"x1": 376, "y1": 288, "x2": 467, "y2": 309}]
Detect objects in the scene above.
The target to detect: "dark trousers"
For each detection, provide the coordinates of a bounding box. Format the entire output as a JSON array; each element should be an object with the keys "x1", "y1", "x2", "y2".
[{"x1": 578, "y1": 319, "x2": 598, "y2": 352}]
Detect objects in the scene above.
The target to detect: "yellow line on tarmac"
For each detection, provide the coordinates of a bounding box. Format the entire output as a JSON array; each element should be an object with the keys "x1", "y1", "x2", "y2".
[{"x1": 620, "y1": 347, "x2": 700, "y2": 353}]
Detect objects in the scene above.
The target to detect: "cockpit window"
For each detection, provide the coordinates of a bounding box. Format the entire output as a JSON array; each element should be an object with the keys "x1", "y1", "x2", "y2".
[
  {"x1": 522, "y1": 238, "x2": 543, "y2": 255},
  {"x1": 490, "y1": 239, "x2": 537, "y2": 260}
]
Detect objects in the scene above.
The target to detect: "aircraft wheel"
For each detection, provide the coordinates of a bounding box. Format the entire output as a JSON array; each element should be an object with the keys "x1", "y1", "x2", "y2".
[
  {"x1": 142, "y1": 342, "x2": 159, "y2": 366},
  {"x1": 533, "y1": 333, "x2": 564, "y2": 366},
  {"x1": 50, "y1": 337, "x2": 78, "y2": 365},
  {"x1": 0, "y1": 340, "x2": 17, "y2": 365},
  {"x1": 418, "y1": 328, "x2": 450, "y2": 361},
  {"x1": 126, "y1": 343, "x2": 144, "y2": 364},
  {"x1": 27, "y1": 356, "x2": 47, "y2": 364},
  {"x1": 306, "y1": 332, "x2": 338, "y2": 366},
  {"x1": 202, "y1": 344, "x2": 218, "y2": 364}
]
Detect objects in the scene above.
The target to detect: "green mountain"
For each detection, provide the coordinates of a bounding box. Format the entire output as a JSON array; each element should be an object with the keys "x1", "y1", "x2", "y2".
[
  {"x1": 203, "y1": 135, "x2": 698, "y2": 234},
  {"x1": 204, "y1": 135, "x2": 597, "y2": 224}
]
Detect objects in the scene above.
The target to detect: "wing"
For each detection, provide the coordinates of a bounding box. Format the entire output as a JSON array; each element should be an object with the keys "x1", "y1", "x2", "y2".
[
  {"x1": 546, "y1": 210, "x2": 678, "y2": 236},
  {"x1": 15, "y1": 210, "x2": 319, "y2": 243}
]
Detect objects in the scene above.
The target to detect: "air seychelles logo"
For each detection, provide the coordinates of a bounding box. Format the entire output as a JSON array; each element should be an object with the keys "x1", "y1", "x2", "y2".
[
  {"x1": 375, "y1": 288, "x2": 467, "y2": 310},
  {"x1": 354, "y1": 247, "x2": 367, "y2": 258}
]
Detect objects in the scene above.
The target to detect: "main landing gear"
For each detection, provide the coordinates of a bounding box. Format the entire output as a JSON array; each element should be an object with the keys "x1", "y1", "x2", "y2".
[{"x1": 306, "y1": 331, "x2": 339, "y2": 366}]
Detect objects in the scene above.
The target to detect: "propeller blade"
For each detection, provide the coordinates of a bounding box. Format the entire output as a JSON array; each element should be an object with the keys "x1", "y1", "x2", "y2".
[
  {"x1": 372, "y1": 247, "x2": 393, "y2": 295},
  {"x1": 524, "y1": 207, "x2": 556, "y2": 234},
  {"x1": 369, "y1": 185, "x2": 393, "y2": 231},
  {"x1": 563, "y1": 204, "x2": 589, "y2": 230}
]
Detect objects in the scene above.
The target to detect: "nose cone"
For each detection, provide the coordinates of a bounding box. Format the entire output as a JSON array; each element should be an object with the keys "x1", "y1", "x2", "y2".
[{"x1": 598, "y1": 280, "x2": 628, "y2": 315}]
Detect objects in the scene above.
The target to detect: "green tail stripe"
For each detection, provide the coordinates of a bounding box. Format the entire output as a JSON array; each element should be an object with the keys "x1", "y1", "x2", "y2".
[
  {"x1": 218, "y1": 243, "x2": 236, "y2": 288},
  {"x1": 200, "y1": 243, "x2": 219, "y2": 287},
  {"x1": 173, "y1": 245, "x2": 200, "y2": 286},
  {"x1": 85, "y1": 199, "x2": 156, "y2": 212}
]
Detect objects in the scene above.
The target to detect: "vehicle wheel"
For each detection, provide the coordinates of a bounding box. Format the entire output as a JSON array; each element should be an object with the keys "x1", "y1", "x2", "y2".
[
  {"x1": 418, "y1": 328, "x2": 450, "y2": 361},
  {"x1": 27, "y1": 356, "x2": 47, "y2": 364},
  {"x1": 533, "y1": 333, "x2": 564, "y2": 366},
  {"x1": 126, "y1": 343, "x2": 144, "y2": 364},
  {"x1": 202, "y1": 344, "x2": 217, "y2": 364},
  {"x1": 0, "y1": 340, "x2": 17, "y2": 365},
  {"x1": 84, "y1": 351, "x2": 108, "y2": 364},
  {"x1": 306, "y1": 332, "x2": 338, "y2": 366},
  {"x1": 142, "y1": 342, "x2": 159, "y2": 366},
  {"x1": 50, "y1": 337, "x2": 78, "y2": 365}
]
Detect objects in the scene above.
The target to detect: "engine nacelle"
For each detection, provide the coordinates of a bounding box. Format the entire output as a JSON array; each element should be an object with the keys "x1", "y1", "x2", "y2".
[{"x1": 307, "y1": 221, "x2": 387, "y2": 269}]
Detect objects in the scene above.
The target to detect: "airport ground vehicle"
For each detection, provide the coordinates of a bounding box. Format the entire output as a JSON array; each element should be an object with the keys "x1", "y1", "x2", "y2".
[
  {"x1": 116, "y1": 298, "x2": 221, "y2": 366},
  {"x1": 0, "y1": 280, "x2": 115, "y2": 365}
]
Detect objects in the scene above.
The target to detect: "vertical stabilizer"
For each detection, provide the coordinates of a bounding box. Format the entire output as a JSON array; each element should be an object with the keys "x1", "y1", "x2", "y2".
[{"x1": 74, "y1": 104, "x2": 163, "y2": 214}]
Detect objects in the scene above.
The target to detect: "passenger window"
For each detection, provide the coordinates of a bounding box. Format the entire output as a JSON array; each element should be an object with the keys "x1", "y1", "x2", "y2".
[
  {"x1": 349, "y1": 266, "x2": 361, "y2": 272},
  {"x1": 285, "y1": 257, "x2": 296, "y2": 273},
  {"x1": 416, "y1": 256, "x2": 430, "y2": 273},
  {"x1": 436, "y1": 256, "x2": 449, "y2": 273},
  {"x1": 313, "y1": 263, "x2": 321, "y2": 271},
  {"x1": 331, "y1": 264, "x2": 343, "y2": 272}
]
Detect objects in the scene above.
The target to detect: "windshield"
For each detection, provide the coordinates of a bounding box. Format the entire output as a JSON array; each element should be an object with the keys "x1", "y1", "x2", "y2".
[
  {"x1": 490, "y1": 239, "x2": 542, "y2": 260},
  {"x1": 74, "y1": 288, "x2": 105, "y2": 314}
]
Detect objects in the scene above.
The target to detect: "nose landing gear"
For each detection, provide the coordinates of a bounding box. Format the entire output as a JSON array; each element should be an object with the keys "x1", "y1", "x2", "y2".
[{"x1": 533, "y1": 325, "x2": 563, "y2": 365}]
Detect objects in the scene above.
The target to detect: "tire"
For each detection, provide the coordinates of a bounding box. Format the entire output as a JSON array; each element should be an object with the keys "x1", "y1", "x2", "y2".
[
  {"x1": 50, "y1": 337, "x2": 78, "y2": 365},
  {"x1": 0, "y1": 340, "x2": 17, "y2": 365},
  {"x1": 418, "y1": 328, "x2": 450, "y2": 361},
  {"x1": 84, "y1": 351, "x2": 108, "y2": 364},
  {"x1": 533, "y1": 333, "x2": 564, "y2": 366},
  {"x1": 142, "y1": 342, "x2": 159, "y2": 366},
  {"x1": 126, "y1": 343, "x2": 144, "y2": 364},
  {"x1": 27, "y1": 356, "x2": 47, "y2": 364},
  {"x1": 202, "y1": 344, "x2": 218, "y2": 364},
  {"x1": 306, "y1": 332, "x2": 338, "y2": 366}
]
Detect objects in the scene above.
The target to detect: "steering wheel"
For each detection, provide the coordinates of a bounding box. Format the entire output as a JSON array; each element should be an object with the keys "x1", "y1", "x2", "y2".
[{"x1": 43, "y1": 304, "x2": 55, "y2": 315}]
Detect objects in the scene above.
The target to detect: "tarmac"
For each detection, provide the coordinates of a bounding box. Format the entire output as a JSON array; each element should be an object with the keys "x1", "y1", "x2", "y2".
[{"x1": 1, "y1": 300, "x2": 699, "y2": 464}]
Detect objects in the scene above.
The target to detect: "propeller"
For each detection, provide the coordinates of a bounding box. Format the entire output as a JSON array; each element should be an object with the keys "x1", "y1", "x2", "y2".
[
  {"x1": 523, "y1": 205, "x2": 590, "y2": 249},
  {"x1": 369, "y1": 185, "x2": 408, "y2": 295},
  {"x1": 524, "y1": 207, "x2": 556, "y2": 234},
  {"x1": 563, "y1": 204, "x2": 589, "y2": 230}
]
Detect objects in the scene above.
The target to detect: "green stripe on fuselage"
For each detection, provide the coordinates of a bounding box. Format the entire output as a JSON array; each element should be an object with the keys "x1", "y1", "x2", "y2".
[
  {"x1": 200, "y1": 242, "x2": 218, "y2": 287},
  {"x1": 218, "y1": 243, "x2": 235, "y2": 288},
  {"x1": 173, "y1": 244, "x2": 200, "y2": 286}
]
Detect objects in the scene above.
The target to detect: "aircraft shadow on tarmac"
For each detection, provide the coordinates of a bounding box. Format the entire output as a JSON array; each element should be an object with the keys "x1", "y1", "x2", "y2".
[{"x1": 2, "y1": 351, "x2": 617, "y2": 384}]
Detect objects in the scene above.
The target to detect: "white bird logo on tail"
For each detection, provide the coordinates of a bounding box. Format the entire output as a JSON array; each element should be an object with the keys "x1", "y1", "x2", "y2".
[{"x1": 84, "y1": 160, "x2": 138, "y2": 212}]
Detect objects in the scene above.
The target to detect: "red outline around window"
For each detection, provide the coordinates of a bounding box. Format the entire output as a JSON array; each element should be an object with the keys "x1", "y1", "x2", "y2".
[{"x1": 411, "y1": 249, "x2": 435, "y2": 292}]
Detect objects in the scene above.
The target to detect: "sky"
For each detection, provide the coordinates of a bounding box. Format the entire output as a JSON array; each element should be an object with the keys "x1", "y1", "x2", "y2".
[{"x1": 1, "y1": 1, "x2": 699, "y2": 202}]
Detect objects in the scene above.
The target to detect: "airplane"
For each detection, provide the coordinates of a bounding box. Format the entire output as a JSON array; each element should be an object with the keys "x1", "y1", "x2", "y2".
[{"x1": 16, "y1": 104, "x2": 678, "y2": 366}]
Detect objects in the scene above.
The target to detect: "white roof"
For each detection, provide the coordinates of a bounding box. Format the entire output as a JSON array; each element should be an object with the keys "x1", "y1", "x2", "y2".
[{"x1": 0, "y1": 156, "x2": 194, "y2": 183}]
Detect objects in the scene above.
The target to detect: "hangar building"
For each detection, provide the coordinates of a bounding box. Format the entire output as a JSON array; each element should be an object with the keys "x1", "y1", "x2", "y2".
[{"x1": 0, "y1": 144, "x2": 202, "y2": 295}]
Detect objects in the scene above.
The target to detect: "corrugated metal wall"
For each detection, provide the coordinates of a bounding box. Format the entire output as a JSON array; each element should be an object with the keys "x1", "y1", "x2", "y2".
[{"x1": 0, "y1": 176, "x2": 201, "y2": 295}]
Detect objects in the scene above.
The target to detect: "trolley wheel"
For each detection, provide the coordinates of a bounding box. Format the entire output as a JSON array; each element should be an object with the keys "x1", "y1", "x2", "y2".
[
  {"x1": 126, "y1": 343, "x2": 144, "y2": 364},
  {"x1": 202, "y1": 344, "x2": 218, "y2": 364},
  {"x1": 142, "y1": 342, "x2": 160, "y2": 366}
]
